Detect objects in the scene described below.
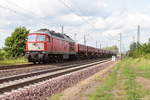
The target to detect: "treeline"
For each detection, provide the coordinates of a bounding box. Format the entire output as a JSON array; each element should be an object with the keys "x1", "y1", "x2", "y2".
[
  {"x1": 129, "y1": 39, "x2": 150, "y2": 58},
  {"x1": 103, "y1": 45, "x2": 119, "y2": 53},
  {"x1": 0, "y1": 27, "x2": 29, "y2": 60}
]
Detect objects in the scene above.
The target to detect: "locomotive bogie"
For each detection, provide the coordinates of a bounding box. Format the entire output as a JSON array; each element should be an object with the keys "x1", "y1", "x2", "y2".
[{"x1": 25, "y1": 51, "x2": 45, "y2": 63}]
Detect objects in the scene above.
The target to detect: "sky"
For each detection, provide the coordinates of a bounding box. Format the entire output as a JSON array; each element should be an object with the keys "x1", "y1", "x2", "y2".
[{"x1": 0, "y1": 0, "x2": 150, "y2": 52}]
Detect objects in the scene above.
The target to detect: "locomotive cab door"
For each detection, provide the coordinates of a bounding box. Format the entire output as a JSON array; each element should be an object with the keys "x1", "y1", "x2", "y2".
[
  {"x1": 69, "y1": 42, "x2": 75, "y2": 53},
  {"x1": 46, "y1": 35, "x2": 52, "y2": 51}
]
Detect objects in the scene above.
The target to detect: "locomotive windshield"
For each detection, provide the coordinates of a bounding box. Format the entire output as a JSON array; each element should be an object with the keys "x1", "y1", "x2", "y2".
[
  {"x1": 37, "y1": 35, "x2": 45, "y2": 41},
  {"x1": 28, "y1": 35, "x2": 36, "y2": 41},
  {"x1": 28, "y1": 34, "x2": 45, "y2": 42}
]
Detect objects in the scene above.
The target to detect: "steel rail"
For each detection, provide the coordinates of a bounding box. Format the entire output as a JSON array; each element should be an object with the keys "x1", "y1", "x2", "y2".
[{"x1": 0, "y1": 59, "x2": 111, "y2": 94}]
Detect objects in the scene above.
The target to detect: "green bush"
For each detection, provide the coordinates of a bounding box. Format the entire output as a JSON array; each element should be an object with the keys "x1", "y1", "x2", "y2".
[{"x1": 129, "y1": 40, "x2": 150, "y2": 58}]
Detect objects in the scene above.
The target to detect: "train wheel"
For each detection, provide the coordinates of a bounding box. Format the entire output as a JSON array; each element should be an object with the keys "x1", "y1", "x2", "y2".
[
  {"x1": 38, "y1": 61, "x2": 41, "y2": 64},
  {"x1": 33, "y1": 61, "x2": 36, "y2": 64},
  {"x1": 47, "y1": 55, "x2": 51, "y2": 63},
  {"x1": 43, "y1": 55, "x2": 49, "y2": 64},
  {"x1": 52, "y1": 55, "x2": 56, "y2": 62},
  {"x1": 57, "y1": 55, "x2": 60, "y2": 62},
  {"x1": 59, "y1": 55, "x2": 64, "y2": 63},
  {"x1": 56, "y1": 55, "x2": 59, "y2": 63}
]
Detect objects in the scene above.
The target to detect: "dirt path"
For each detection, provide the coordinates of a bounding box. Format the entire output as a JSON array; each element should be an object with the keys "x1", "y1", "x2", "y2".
[
  {"x1": 49, "y1": 61, "x2": 117, "y2": 100},
  {"x1": 136, "y1": 77, "x2": 150, "y2": 90}
]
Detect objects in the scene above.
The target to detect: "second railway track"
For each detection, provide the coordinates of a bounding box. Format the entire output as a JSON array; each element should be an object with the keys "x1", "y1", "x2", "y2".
[{"x1": 0, "y1": 59, "x2": 110, "y2": 94}]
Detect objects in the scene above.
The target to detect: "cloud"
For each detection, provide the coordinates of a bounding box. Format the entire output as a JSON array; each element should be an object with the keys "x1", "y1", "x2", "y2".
[
  {"x1": 0, "y1": 0, "x2": 150, "y2": 51},
  {"x1": 0, "y1": 29, "x2": 12, "y2": 48}
]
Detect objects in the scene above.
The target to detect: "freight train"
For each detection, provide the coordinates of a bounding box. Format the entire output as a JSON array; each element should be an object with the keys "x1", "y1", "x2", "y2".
[{"x1": 25, "y1": 29, "x2": 116, "y2": 64}]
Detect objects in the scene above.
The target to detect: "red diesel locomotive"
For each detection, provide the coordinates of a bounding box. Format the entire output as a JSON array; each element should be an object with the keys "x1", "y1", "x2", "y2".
[{"x1": 25, "y1": 29, "x2": 116, "y2": 64}]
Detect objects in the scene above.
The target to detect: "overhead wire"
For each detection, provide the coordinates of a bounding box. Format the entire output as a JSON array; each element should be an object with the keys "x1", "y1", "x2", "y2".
[
  {"x1": 0, "y1": 4, "x2": 35, "y2": 19},
  {"x1": 58, "y1": 0, "x2": 96, "y2": 29},
  {"x1": 58, "y1": 0, "x2": 100, "y2": 43},
  {"x1": 58, "y1": 0, "x2": 118, "y2": 47},
  {"x1": 70, "y1": 1, "x2": 124, "y2": 44},
  {"x1": 1, "y1": 0, "x2": 119, "y2": 48},
  {"x1": 0, "y1": 1, "x2": 56, "y2": 28},
  {"x1": 4, "y1": 0, "x2": 37, "y2": 16},
  {"x1": 0, "y1": 5, "x2": 17, "y2": 15}
]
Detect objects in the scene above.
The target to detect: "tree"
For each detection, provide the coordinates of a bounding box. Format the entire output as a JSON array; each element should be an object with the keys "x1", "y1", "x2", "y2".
[
  {"x1": 4, "y1": 27, "x2": 29, "y2": 57},
  {"x1": 0, "y1": 49, "x2": 5, "y2": 60},
  {"x1": 129, "y1": 42, "x2": 137, "y2": 51},
  {"x1": 128, "y1": 38, "x2": 150, "y2": 57}
]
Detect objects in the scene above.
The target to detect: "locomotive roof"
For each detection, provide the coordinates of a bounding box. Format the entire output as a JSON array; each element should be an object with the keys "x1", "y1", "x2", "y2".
[{"x1": 31, "y1": 29, "x2": 75, "y2": 42}]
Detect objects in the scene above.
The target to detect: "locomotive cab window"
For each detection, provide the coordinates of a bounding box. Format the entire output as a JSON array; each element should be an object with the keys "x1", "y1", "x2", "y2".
[
  {"x1": 46, "y1": 36, "x2": 50, "y2": 42},
  {"x1": 37, "y1": 35, "x2": 45, "y2": 41}
]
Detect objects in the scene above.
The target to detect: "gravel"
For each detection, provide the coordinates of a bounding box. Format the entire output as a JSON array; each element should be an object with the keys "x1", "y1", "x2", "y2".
[{"x1": 0, "y1": 61, "x2": 113, "y2": 100}]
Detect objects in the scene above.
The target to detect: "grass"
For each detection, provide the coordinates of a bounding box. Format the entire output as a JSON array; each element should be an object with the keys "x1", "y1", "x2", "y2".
[
  {"x1": 49, "y1": 94, "x2": 63, "y2": 100},
  {"x1": 0, "y1": 57, "x2": 28, "y2": 65},
  {"x1": 132, "y1": 58, "x2": 150, "y2": 78},
  {"x1": 88, "y1": 57, "x2": 150, "y2": 100},
  {"x1": 123, "y1": 63, "x2": 148, "y2": 100},
  {"x1": 88, "y1": 63, "x2": 120, "y2": 100}
]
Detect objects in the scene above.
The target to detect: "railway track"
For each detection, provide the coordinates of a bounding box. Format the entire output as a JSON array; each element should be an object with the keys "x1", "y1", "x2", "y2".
[
  {"x1": 0, "y1": 58, "x2": 108, "y2": 78},
  {"x1": 0, "y1": 59, "x2": 110, "y2": 94},
  {"x1": 0, "y1": 58, "x2": 106, "y2": 70}
]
